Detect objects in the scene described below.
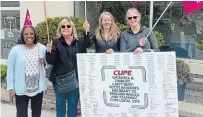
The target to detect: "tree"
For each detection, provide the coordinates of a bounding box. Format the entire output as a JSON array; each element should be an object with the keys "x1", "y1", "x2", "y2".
[{"x1": 97, "y1": 1, "x2": 132, "y2": 24}]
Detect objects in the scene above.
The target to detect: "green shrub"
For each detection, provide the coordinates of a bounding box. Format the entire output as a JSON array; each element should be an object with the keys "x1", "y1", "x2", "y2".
[
  {"x1": 154, "y1": 31, "x2": 164, "y2": 47},
  {"x1": 116, "y1": 22, "x2": 129, "y2": 32},
  {"x1": 176, "y1": 59, "x2": 193, "y2": 84},
  {"x1": 35, "y1": 17, "x2": 84, "y2": 45},
  {"x1": 197, "y1": 39, "x2": 203, "y2": 53},
  {"x1": 1, "y1": 64, "x2": 7, "y2": 82}
]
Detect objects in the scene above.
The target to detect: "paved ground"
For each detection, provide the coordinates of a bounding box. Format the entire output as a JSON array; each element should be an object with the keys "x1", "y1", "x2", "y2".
[
  {"x1": 2, "y1": 101, "x2": 203, "y2": 117},
  {"x1": 1, "y1": 103, "x2": 56, "y2": 117}
]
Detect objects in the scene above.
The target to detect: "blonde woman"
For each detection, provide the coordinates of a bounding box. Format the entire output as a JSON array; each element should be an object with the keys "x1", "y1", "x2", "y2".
[
  {"x1": 120, "y1": 8, "x2": 159, "y2": 53},
  {"x1": 46, "y1": 18, "x2": 90, "y2": 117},
  {"x1": 83, "y1": 12, "x2": 120, "y2": 54}
]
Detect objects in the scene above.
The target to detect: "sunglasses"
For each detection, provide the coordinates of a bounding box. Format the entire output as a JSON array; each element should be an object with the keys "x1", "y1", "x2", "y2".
[
  {"x1": 128, "y1": 16, "x2": 138, "y2": 20},
  {"x1": 61, "y1": 25, "x2": 71, "y2": 29}
]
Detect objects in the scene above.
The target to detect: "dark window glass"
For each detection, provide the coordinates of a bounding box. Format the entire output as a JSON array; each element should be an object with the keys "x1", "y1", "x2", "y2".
[{"x1": 1, "y1": 1, "x2": 20, "y2": 7}]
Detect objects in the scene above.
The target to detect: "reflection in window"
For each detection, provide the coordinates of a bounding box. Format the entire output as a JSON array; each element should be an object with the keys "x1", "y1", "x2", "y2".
[
  {"x1": 152, "y1": 1, "x2": 203, "y2": 59},
  {"x1": 0, "y1": 1, "x2": 20, "y2": 40},
  {"x1": 1, "y1": 10, "x2": 20, "y2": 30}
]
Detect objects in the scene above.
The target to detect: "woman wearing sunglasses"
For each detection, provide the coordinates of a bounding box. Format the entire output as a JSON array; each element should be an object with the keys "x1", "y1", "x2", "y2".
[
  {"x1": 120, "y1": 8, "x2": 159, "y2": 53},
  {"x1": 46, "y1": 18, "x2": 90, "y2": 117},
  {"x1": 83, "y1": 12, "x2": 120, "y2": 54}
]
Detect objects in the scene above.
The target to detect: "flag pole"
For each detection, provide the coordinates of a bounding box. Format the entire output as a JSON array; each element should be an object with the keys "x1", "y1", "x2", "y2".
[
  {"x1": 145, "y1": 1, "x2": 172, "y2": 39},
  {"x1": 85, "y1": 1, "x2": 87, "y2": 35},
  {"x1": 43, "y1": 1, "x2": 50, "y2": 44},
  {"x1": 39, "y1": 1, "x2": 49, "y2": 77},
  {"x1": 37, "y1": 43, "x2": 46, "y2": 75},
  {"x1": 85, "y1": 1, "x2": 87, "y2": 20},
  {"x1": 37, "y1": 43, "x2": 47, "y2": 94}
]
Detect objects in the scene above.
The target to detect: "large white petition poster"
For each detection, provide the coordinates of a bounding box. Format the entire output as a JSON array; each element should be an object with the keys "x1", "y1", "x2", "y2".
[{"x1": 77, "y1": 52, "x2": 179, "y2": 117}]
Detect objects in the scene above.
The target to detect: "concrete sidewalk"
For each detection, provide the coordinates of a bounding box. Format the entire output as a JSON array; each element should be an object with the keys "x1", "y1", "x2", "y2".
[
  {"x1": 1, "y1": 102, "x2": 203, "y2": 117},
  {"x1": 1, "y1": 103, "x2": 56, "y2": 117}
]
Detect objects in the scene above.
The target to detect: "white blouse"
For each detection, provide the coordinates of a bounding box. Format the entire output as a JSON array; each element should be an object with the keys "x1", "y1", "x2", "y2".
[{"x1": 24, "y1": 44, "x2": 41, "y2": 97}]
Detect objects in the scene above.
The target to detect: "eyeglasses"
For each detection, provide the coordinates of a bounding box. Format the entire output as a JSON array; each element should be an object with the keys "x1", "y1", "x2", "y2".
[
  {"x1": 61, "y1": 25, "x2": 71, "y2": 29},
  {"x1": 127, "y1": 16, "x2": 138, "y2": 20}
]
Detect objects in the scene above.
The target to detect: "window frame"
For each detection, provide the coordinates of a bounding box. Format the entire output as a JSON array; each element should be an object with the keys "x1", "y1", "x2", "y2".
[{"x1": 0, "y1": 1, "x2": 20, "y2": 39}]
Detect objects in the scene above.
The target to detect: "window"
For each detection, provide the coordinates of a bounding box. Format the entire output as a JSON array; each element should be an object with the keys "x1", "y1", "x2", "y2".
[
  {"x1": 153, "y1": 1, "x2": 203, "y2": 60},
  {"x1": 0, "y1": 1, "x2": 20, "y2": 39},
  {"x1": 1, "y1": 1, "x2": 19, "y2": 7},
  {"x1": 1, "y1": 10, "x2": 20, "y2": 30}
]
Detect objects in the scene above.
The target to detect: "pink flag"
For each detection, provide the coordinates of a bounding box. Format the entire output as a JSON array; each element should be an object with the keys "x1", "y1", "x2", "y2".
[
  {"x1": 182, "y1": 1, "x2": 203, "y2": 15},
  {"x1": 24, "y1": 8, "x2": 32, "y2": 26}
]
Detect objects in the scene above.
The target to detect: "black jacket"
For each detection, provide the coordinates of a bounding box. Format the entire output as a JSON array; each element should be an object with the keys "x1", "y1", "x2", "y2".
[
  {"x1": 87, "y1": 32, "x2": 120, "y2": 53},
  {"x1": 46, "y1": 33, "x2": 90, "y2": 83}
]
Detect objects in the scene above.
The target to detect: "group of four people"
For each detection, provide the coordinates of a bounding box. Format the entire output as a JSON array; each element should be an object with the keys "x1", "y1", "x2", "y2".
[{"x1": 7, "y1": 8, "x2": 159, "y2": 117}]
